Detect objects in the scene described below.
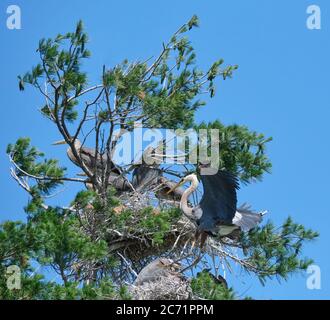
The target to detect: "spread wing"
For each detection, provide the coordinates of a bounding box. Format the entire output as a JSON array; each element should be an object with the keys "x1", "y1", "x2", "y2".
[{"x1": 198, "y1": 170, "x2": 239, "y2": 230}]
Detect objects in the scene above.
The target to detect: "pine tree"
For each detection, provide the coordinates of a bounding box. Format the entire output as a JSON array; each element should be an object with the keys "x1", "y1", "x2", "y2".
[{"x1": 1, "y1": 17, "x2": 318, "y2": 300}]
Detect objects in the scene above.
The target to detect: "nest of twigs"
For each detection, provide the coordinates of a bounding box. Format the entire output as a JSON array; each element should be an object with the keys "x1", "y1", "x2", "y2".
[
  {"x1": 129, "y1": 275, "x2": 192, "y2": 300},
  {"x1": 96, "y1": 192, "x2": 241, "y2": 287},
  {"x1": 105, "y1": 216, "x2": 197, "y2": 283},
  {"x1": 103, "y1": 191, "x2": 196, "y2": 260},
  {"x1": 112, "y1": 216, "x2": 195, "y2": 261}
]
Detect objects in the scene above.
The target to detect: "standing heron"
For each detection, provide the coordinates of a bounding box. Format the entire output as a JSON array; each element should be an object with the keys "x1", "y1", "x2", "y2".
[
  {"x1": 130, "y1": 142, "x2": 185, "y2": 201},
  {"x1": 52, "y1": 137, "x2": 135, "y2": 194},
  {"x1": 131, "y1": 165, "x2": 185, "y2": 201},
  {"x1": 53, "y1": 138, "x2": 120, "y2": 175},
  {"x1": 167, "y1": 168, "x2": 266, "y2": 245}
]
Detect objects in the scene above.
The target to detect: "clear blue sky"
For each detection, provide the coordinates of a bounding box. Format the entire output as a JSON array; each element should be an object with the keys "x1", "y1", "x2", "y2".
[{"x1": 0, "y1": 0, "x2": 329, "y2": 299}]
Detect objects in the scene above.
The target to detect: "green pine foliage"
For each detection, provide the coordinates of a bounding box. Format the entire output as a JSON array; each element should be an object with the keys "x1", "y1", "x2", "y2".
[
  {"x1": 0, "y1": 210, "x2": 127, "y2": 300},
  {"x1": 7, "y1": 138, "x2": 66, "y2": 195},
  {"x1": 195, "y1": 121, "x2": 272, "y2": 182},
  {"x1": 191, "y1": 271, "x2": 236, "y2": 300},
  {"x1": 240, "y1": 218, "x2": 319, "y2": 284},
  {"x1": 138, "y1": 207, "x2": 182, "y2": 245}
]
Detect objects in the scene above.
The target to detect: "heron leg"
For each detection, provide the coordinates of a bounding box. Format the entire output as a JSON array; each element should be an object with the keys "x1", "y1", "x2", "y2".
[
  {"x1": 189, "y1": 230, "x2": 200, "y2": 254},
  {"x1": 180, "y1": 250, "x2": 203, "y2": 273},
  {"x1": 189, "y1": 238, "x2": 196, "y2": 254},
  {"x1": 200, "y1": 232, "x2": 208, "y2": 248}
]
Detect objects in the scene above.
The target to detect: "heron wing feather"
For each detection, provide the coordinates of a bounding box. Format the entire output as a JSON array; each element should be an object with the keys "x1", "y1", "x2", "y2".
[{"x1": 198, "y1": 170, "x2": 239, "y2": 231}]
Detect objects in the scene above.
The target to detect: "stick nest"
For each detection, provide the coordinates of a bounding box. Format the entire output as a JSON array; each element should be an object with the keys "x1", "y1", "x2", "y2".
[{"x1": 130, "y1": 275, "x2": 192, "y2": 300}]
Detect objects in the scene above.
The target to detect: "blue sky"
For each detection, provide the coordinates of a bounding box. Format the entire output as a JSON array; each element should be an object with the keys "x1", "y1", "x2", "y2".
[{"x1": 0, "y1": 0, "x2": 329, "y2": 299}]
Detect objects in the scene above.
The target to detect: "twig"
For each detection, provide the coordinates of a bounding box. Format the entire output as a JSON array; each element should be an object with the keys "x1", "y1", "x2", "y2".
[
  {"x1": 117, "y1": 252, "x2": 138, "y2": 278},
  {"x1": 9, "y1": 154, "x2": 87, "y2": 183}
]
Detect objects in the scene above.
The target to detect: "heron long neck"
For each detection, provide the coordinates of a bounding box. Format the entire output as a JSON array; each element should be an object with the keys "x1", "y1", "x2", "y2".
[
  {"x1": 73, "y1": 139, "x2": 82, "y2": 151},
  {"x1": 65, "y1": 140, "x2": 82, "y2": 167},
  {"x1": 180, "y1": 175, "x2": 199, "y2": 219},
  {"x1": 68, "y1": 139, "x2": 82, "y2": 159}
]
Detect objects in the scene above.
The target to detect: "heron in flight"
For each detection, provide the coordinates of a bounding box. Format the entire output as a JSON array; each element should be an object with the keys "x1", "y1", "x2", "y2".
[{"x1": 167, "y1": 168, "x2": 266, "y2": 245}]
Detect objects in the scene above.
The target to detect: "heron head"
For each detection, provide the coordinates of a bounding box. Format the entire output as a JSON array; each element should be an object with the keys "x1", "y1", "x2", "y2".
[
  {"x1": 166, "y1": 177, "x2": 185, "y2": 195},
  {"x1": 159, "y1": 258, "x2": 181, "y2": 271},
  {"x1": 166, "y1": 173, "x2": 198, "y2": 194},
  {"x1": 52, "y1": 137, "x2": 81, "y2": 148},
  {"x1": 52, "y1": 139, "x2": 67, "y2": 146}
]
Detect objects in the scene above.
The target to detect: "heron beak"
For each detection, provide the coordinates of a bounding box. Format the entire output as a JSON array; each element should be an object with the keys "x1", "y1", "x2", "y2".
[
  {"x1": 172, "y1": 262, "x2": 181, "y2": 270},
  {"x1": 166, "y1": 179, "x2": 184, "y2": 194},
  {"x1": 52, "y1": 139, "x2": 67, "y2": 145},
  {"x1": 76, "y1": 172, "x2": 88, "y2": 177}
]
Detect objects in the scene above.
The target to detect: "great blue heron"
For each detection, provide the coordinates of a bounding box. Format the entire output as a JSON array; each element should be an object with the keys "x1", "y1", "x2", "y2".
[
  {"x1": 83, "y1": 173, "x2": 132, "y2": 193},
  {"x1": 131, "y1": 165, "x2": 184, "y2": 202},
  {"x1": 134, "y1": 258, "x2": 182, "y2": 286},
  {"x1": 53, "y1": 137, "x2": 132, "y2": 194},
  {"x1": 132, "y1": 164, "x2": 160, "y2": 191},
  {"x1": 53, "y1": 138, "x2": 185, "y2": 200},
  {"x1": 131, "y1": 142, "x2": 185, "y2": 201},
  {"x1": 156, "y1": 176, "x2": 185, "y2": 202},
  {"x1": 52, "y1": 138, "x2": 120, "y2": 175},
  {"x1": 167, "y1": 169, "x2": 266, "y2": 244}
]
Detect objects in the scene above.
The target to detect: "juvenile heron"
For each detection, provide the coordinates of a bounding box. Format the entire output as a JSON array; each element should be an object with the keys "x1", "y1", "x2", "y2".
[
  {"x1": 130, "y1": 142, "x2": 185, "y2": 200},
  {"x1": 134, "y1": 258, "x2": 182, "y2": 286},
  {"x1": 167, "y1": 169, "x2": 266, "y2": 244},
  {"x1": 53, "y1": 138, "x2": 120, "y2": 175},
  {"x1": 131, "y1": 166, "x2": 184, "y2": 201}
]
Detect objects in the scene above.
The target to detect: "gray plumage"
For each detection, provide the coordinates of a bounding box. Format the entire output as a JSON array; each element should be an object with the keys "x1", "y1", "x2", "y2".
[
  {"x1": 134, "y1": 258, "x2": 181, "y2": 286},
  {"x1": 156, "y1": 177, "x2": 185, "y2": 202},
  {"x1": 132, "y1": 165, "x2": 185, "y2": 201},
  {"x1": 197, "y1": 170, "x2": 239, "y2": 234},
  {"x1": 132, "y1": 165, "x2": 160, "y2": 191},
  {"x1": 171, "y1": 169, "x2": 265, "y2": 240},
  {"x1": 233, "y1": 203, "x2": 263, "y2": 232}
]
